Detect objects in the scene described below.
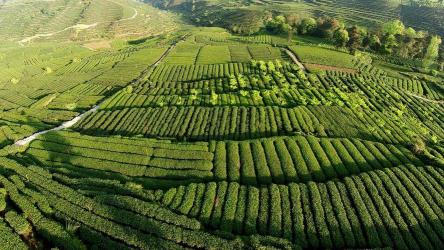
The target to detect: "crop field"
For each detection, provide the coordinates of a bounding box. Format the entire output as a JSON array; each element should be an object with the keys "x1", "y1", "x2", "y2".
[
  {"x1": 0, "y1": 2, "x2": 444, "y2": 249},
  {"x1": 0, "y1": 0, "x2": 179, "y2": 42}
]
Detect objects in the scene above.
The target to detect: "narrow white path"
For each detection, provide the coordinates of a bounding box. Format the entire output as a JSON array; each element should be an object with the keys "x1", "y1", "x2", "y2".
[
  {"x1": 14, "y1": 105, "x2": 100, "y2": 146},
  {"x1": 284, "y1": 48, "x2": 306, "y2": 72},
  {"x1": 405, "y1": 92, "x2": 443, "y2": 104},
  {"x1": 18, "y1": 0, "x2": 138, "y2": 45},
  {"x1": 13, "y1": 36, "x2": 184, "y2": 146}
]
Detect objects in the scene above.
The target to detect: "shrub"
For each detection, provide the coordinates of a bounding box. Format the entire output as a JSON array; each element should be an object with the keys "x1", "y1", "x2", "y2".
[
  {"x1": 318, "y1": 183, "x2": 345, "y2": 248},
  {"x1": 214, "y1": 142, "x2": 227, "y2": 180},
  {"x1": 257, "y1": 186, "x2": 269, "y2": 235},
  {"x1": 296, "y1": 137, "x2": 325, "y2": 181},
  {"x1": 285, "y1": 138, "x2": 310, "y2": 181},
  {"x1": 268, "y1": 184, "x2": 282, "y2": 237},
  {"x1": 299, "y1": 183, "x2": 319, "y2": 248},
  {"x1": 227, "y1": 142, "x2": 241, "y2": 182},
  {"x1": 288, "y1": 183, "x2": 307, "y2": 248},
  {"x1": 306, "y1": 136, "x2": 336, "y2": 179},
  {"x1": 335, "y1": 182, "x2": 367, "y2": 247},
  {"x1": 189, "y1": 183, "x2": 206, "y2": 217},
  {"x1": 177, "y1": 184, "x2": 198, "y2": 215},
  {"x1": 5, "y1": 211, "x2": 31, "y2": 235},
  {"x1": 220, "y1": 182, "x2": 240, "y2": 232},
  {"x1": 244, "y1": 186, "x2": 260, "y2": 235},
  {"x1": 251, "y1": 141, "x2": 272, "y2": 184},
  {"x1": 233, "y1": 186, "x2": 247, "y2": 234},
  {"x1": 239, "y1": 142, "x2": 257, "y2": 185},
  {"x1": 344, "y1": 177, "x2": 382, "y2": 248},
  {"x1": 209, "y1": 182, "x2": 228, "y2": 229},
  {"x1": 262, "y1": 140, "x2": 285, "y2": 184},
  {"x1": 274, "y1": 139, "x2": 298, "y2": 182},
  {"x1": 199, "y1": 182, "x2": 217, "y2": 224},
  {"x1": 308, "y1": 182, "x2": 333, "y2": 248}
]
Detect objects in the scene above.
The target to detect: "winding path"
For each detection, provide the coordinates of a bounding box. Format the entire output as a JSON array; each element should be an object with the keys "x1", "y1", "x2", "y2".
[
  {"x1": 405, "y1": 92, "x2": 443, "y2": 104},
  {"x1": 14, "y1": 36, "x2": 183, "y2": 146},
  {"x1": 284, "y1": 48, "x2": 306, "y2": 72},
  {"x1": 18, "y1": 0, "x2": 138, "y2": 45}
]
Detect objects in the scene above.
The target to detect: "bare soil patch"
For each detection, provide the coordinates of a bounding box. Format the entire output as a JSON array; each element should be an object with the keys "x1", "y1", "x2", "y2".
[{"x1": 83, "y1": 40, "x2": 111, "y2": 50}]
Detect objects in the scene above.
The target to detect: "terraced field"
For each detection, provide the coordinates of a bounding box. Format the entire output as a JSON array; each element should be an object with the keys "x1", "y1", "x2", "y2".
[
  {"x1": 0, "y1": 2, "x2": 444, "y2": 249},
  {"x1": 0, "y1": 0, "x2": 179, "y2": 43},
  {"x1": 1, "y1": 29, "x2": 443, "y2": 249}
]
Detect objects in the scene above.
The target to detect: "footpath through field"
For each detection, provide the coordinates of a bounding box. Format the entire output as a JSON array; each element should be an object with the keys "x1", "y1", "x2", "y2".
[
  {"x1": 18, "y1": 0, "x2": 138, "y2": 45},
  {"x1": 284, "y1": 48, "x2": 306, "y2": 72},
  {"x1": 14, "y1": 36, "x2": 184, "y2": 146}
]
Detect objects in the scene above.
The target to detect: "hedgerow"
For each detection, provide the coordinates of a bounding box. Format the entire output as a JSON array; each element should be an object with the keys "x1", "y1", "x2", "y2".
[
  {"x1": 308, "y1": 182, "x2": 333, "y2": 248},
  {"x1": 257, "y1": 186, "x2": 269, "y2": 234},
  {"x1": 227, "y1": 142, "x2": 241, "y2": 182},
  {"x1": 189, "y1": 183, "x2": 206, "y2": 217},
  {"x1": 4, "y1": 211, "x2": 31, "y2": 235},
  {"x1": 199, "y1": 182, "x2": 218, "y2": 224},
  {"x1": 220, "y1": 182, "x2": 240, "y2": 232},
  {"x1": 318, "y1": 183, "x2": 345, "y2": 248},
  {"x1": 267, "y1": 184, "x2": 282, "y2": 238},
  {"x1": 274, "y1": 139, "x2": 298, "y2": 182},
  {"x1": 239, "y1": 142, "x2": 257, "y2": 185},
  {"x1": 297, "y1": 137, "x2": 325, "y2": 181},
  {"x1": 0, "y1": 218, "x2": 28, "y2": 250},
  {"x1": 299, "y1": 183, "x2": 319, "y2": 248},
  {"x1": 263, "y1": 140, "x2": 285, "y2": 184},
  {"x1": 214, "y1": 141, "x2": 227, "y2": 180},
  {"x1": 244, "y1": 186, "x2": 260, "y2": 235},
  {"x1": 251, "y1": 141, "x2": 272, "y2": 184},
  {"x1": 209, "y1": 182, "x2": 228, "y2": 229},
  {"x1": 233, "y1": 185, "x2": 247, "y2": 234}
]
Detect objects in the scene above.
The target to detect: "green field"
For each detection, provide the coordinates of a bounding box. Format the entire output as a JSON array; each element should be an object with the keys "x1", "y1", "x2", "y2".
[{"x1": 0, "y1": 0, "x2": 444, "y2": 249}]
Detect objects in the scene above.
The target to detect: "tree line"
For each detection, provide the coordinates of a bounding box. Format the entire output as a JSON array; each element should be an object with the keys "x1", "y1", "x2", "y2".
[{"x1": 265, "y1": 15, "x2": 443, "y2": 70}]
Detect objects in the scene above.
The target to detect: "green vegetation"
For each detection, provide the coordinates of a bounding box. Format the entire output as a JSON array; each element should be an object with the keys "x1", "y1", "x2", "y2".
[{"x1": 0, "y1": 0, "x2": 443, "y2": 249}]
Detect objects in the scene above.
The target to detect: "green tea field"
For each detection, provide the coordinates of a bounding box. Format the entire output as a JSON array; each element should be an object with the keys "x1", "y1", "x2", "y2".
[{"x1": 0, "y1": 0, "x2": 443, "y2": 249}]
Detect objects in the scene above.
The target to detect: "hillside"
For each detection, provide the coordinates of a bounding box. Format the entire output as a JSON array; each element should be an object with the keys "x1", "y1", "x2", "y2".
[
  {"x1": 0, "y1": 1, "x2": 443, "y2": 249},
  {"x1": 0, "y1": 0, "x2": 179, "y2": 43}
]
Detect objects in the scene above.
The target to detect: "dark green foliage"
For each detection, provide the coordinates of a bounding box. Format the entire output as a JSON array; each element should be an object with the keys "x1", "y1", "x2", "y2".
[
  {"x1": 239, "y1": 142, "x2": 257, "y2": 185},
  {"x1": 244, "y1": 186, "x2": 260, "y2": 235},
  {"x1": 227, "y1": 142, "x2": 241, "y2": 182},
  {"x1": 251, "y1": 141, "x2": 272, "y2": 184},
  {"x1": 214, "y1": 141, "x2": 227, "y2": 180},
  {"x1": 269, "y1": 184, "x2": 282, "y2": 237},
  {"x1": 220, "y1": 182, "x2": 240, "y2": 232},
  {"x1": 257, "y1": 186, "x2": 269, "y2": 235},
  {"x1": 262, "y1": 140, "x2": 285, "y2": 183}
]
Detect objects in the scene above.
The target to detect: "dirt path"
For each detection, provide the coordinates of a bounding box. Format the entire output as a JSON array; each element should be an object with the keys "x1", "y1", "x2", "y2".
[
  {"x1": 18, "y1": 0, "x2": 138, "y2": 45},
  {"x1": 14, "y1": 37, "x2": 184, "y2": 146},
  {"x1": 15, "y1": 105, "x2": 100, "y2": 146},
  {"x1": 405, "y1": 92, "x2": 443, "y2": 104},
  {"x1": 284, "y1": 48, "x2": 306, "y2": 72}
]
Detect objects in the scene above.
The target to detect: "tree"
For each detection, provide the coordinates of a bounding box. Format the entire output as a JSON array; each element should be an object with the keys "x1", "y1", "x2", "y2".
[
  {"x1": 265, "y1": 15, "x2": 291, "y2": 34},
  {"x1": 363, "y1": 33, "x2": 381, "y2": 51},
  {"x1": 332, "y1": 29, "x2": 349, "y2": 47},
  {"x1": 404, "y1": 27, "x2": 417, "y2": 38},
  {"x1": 347, "y1": 26, "x2": 362, "y2": 54},
  {"x1": 286, "y1": 14, "x2": 300, "y2": 41},
  {"x1": 298, "y1": 17, "x2": 317, "y2": 35},
  {"x1": 316, "y1": 17, "x2": 341, "y2": 38},
  {"x1": 381, "y1": 34, "x2": 398, "y2": 54},
  {"x1": 423, "y1": 35, "x2": 442, "y2": 68},
  {"x1": 382, "y1": 19, "x2": 405, "y2": 36}
]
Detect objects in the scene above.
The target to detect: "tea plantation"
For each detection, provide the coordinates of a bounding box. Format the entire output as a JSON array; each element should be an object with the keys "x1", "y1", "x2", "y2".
[{"x1": 0, "y1": 0, "x2": 444, "y2": 249}]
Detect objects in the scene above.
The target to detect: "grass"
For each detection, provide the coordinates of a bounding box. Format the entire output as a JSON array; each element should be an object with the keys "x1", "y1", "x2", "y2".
[
  {"x1": 0, "y1": 3, "x2": 444, "y2": 250},
  {"x1": 289, "y1": 45, "x2": 356, "y2": 69}
]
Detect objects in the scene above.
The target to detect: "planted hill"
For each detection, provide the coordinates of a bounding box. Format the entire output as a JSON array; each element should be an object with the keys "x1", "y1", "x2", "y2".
[{"x1": 1, "y1": 10, "x2": 444, "y2": 250}]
